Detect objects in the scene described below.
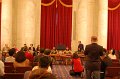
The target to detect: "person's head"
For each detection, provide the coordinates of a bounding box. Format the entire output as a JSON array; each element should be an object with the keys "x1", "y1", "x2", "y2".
[
  {"x1": 66, "y1": 47, "x2": 69, "y2": 50},
  {"x1": 39, "y1": 56, "x2": 51, "y2": 68},
  {"x1": 78, "y1": 41, "x2": 81, "y2": 44},
  {"x1": 24, "y1": 46, "x2": 28, "y2": 51},
  {"x1": 112, "y1": 49, "x2": 115, "y2": 55},
  {"x1": 8, "y1": 48, "x2": 16, "y2": 56},
  {"x1": 24, "y1": 44, "x2": 27, "y2": 46},
  {"x1": 40, "y1": 48, "x2": 45, "y2": 53},
  {"x1": 91, "y1": 36, "x2": 98, "y2": 43},
  {"x1": 73, "y1": 53, "x2": 79, "y2": 59},
  {"x1": 53, "y1": 47, "x2": 56, "y2": 50},
  {"x1": 37, "y1": 45, "x2": 40, "y2": 47},
  {"x1": 30, "y1": 44, "x2": 33, "y2": 47},
  {"x1": 5, "y1": 44, "x2": 8, "y2": 47},
  {"x1": 44, "y1": 49, "x2": 51, "y2": 55},
  {"x1": 0, "y1": 52, "x2": 2, "y2": 60},
  {"x1": 15, "y1": 51, "x2": 26, "y2": 63}
]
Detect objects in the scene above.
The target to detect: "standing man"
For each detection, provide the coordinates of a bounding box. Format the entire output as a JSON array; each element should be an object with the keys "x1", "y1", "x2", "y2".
[
  {"x1": 84, "y1": 36, "x2": 104, "y2": 79},
  {"x1": 78, "y1": 41, "x2": 84, "y2": 52}
]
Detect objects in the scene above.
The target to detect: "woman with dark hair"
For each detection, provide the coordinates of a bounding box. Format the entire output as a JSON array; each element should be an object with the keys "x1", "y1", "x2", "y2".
[
  {"x1": 29, "y1": 56, "x2": 56, "y2": 79},
  {"x1": 71, "y1": 53, "x2": 84, "y2": 76},
  {"x1": 108, "y1": 49, "x2": 117, "y2": 59},
  {"x1": 13, "y1": 51, "x2": 30, "y2": 68},
  {"x1": 5, "y1": 48, "x2": 16, "y2": 62}
]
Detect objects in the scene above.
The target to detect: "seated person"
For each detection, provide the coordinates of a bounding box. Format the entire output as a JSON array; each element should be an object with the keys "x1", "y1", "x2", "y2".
[
  {"x1": 5, "y1": 48, "x2": 16, "y2": 62},
  {"x1": 51, "y1": 47, "x2": 58, "y2": 54},
  {"x1": 100, "y1": 49, "x2": 108, "y2": 79},
  {"x1": 33, "y1": 48, "x2": 45, "y2": 62},
  {"x1": 71, "y1": 53, "x2": 84, "y2": 76},
  {"x1": 63, "y1": 47, "x2": 72, "y2": 54},
  {"x1": 0, "y1": 53, "x2": 4, "y2": 78},
  {"x1": 44, "y1": 49, "x2": 53, "y2": 68},
  {"x1": 108, "y1": 49, "x2": 117, "y2": 59},
  {"x1": 24, "y1": 47, "x2": 34, "y2": 62},
  {"x1": 13, "y1": 51, "x2": 30, "y2": 68},
  {"x1": 29, "y1": 56, "x2": 57, "y2": 79}
]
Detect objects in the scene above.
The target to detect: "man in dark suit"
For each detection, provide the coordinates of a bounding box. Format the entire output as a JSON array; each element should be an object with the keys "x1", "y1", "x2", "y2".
[
  {"x1": 29, "y1": 44, "x2": 35, "y2": 55},
  {"x1": 84, "y1": 36, "x2": 104, "y2": 79},
  {"x1": 78, "y1": 41, "x2": 84, "y2": 52}
]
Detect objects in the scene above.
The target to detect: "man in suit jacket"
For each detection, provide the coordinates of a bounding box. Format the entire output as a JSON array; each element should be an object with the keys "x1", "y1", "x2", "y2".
[
  {"x1": 78, "y1": 41, "x2": 84, "y2": 52},
  {"x1": 84, "y1": 36, "x2": 104, "y2": 79},
  {"x1": 29, "y1": 44, "x2": 35, "y2": 55}
]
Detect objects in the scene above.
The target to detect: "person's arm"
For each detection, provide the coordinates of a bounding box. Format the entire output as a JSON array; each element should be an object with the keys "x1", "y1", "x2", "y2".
[
  {"x1": 0, "y1": 61, "x2": 5, "y2": 76},
  {"x1": 84, "y1": 45, "x2": 88, "y2": 55}
]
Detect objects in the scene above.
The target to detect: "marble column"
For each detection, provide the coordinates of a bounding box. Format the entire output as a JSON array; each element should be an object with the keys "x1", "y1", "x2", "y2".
[
  {"x1": 16, "y1": 0, "x2": 36, "y2": 48},
  {"x1": 71, "y1": 0, "x2": 80, "y2": 51},
  {"x1": 87, "y1": 0, "x2": 99, "y2": 43},
  {"x1": 1, "y1": 0, "x2": 12, "y2": 48},
  {"x1": 34, "y1": 0, "x2": 41, "y2": 47},
  {"x1": 98, "y1": 0, "x2": 108, "y2": 48},
  {"x1": 76, "y1": 0, "x2": 88, "y2": 45}
]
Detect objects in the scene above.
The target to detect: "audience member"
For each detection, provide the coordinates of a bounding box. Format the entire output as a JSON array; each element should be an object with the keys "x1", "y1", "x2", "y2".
[
  {"x1": 21, "y1": 44, "x2": 28, "y2": 51},
  {"x1": 36, "y1": 45, "x2": 40, "y2": 53},
  {"x1": 51, "y1": 47, "x2": 57, "y2": 54},
  {"x1": 0, "y1": 53, "x2": 4, "y2": 78},
  {"x1": 29, "y1": 44, "x2": 35, "y2": 55},
  {"x1": 72, "y1": 53, "x2": 84, "y2": 76},
  {"x1": 12, "y1": 44, "x2": 19, "y2": 53},
  {"x1": 34, "y1": 48, "x2": 45, "y2": 62},
  {"x1": 108, "y1": 49, "x2": 117, "y2": 59},
  {"x1": 2, "y1": 44, "x2": 10, "y2": 61},
  {"x1": 24, "y1": 47, "x2": 34, "y2": 62},
  {"x1": 29, "y1": 56, "x2": 56, "y2": 79},
  {"x1": 100, "y1": 48, "x2": 108, "y2": 79},
  {"x1": 5, "y1": 48, "x2": 16, "y2": 62},
  {"x1": 84, "y1": 36, "x2": 104, "y2": 79},
  {"x1": 13, "y1": 51, "x2": 30, "y2": 68},
  {"x1": 44, "y1": 49, "x2": 53, "y2": 68},
  {"x1": 64, "y1": 47, "x2": 71, "y2": 54}
]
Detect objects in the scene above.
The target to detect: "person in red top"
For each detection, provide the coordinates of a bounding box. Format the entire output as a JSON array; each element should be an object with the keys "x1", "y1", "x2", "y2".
[
  {"x1": 72, "y1": 53, "x2": 84, "y2": 76},
  {"x1": 24, "y1": 47, "x2": 34, "y2": 62}
]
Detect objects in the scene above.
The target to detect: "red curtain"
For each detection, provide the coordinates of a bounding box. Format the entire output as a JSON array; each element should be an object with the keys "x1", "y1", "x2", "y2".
[
  {"x1": 40, "y1": 0, "x2": 72, "y2": 49},
  {"x1": 107, "y1": 0, "x2": 120, "y2": 50}
]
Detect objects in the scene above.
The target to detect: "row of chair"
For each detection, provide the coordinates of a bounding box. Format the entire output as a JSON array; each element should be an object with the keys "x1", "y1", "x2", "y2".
[
  {"x1": 106, "y1": 59, "x2": 120, "y2": 79},
  {"x1": 4, "y1": 62, "x2": 33, "y2": 79}
]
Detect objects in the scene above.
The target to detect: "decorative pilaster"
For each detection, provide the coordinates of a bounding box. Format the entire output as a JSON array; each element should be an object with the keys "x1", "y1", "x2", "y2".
[
  {"x1": 98, "y1": 0, "x2": 108, "y2": 48},
  {"x1": 1, "y1": 0, "x2": 12, "y2": 48}
]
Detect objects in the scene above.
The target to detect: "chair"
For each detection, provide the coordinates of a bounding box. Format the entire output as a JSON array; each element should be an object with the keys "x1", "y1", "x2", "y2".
[
  {"x1": 4, "y1": 62, "x2": 13, "y2": 67},
  {"x1": 32, "y1": 62, "x2": 39, "y2": 67},
  {"x1": 5, "y1": 66, "x2": 15, "y2": 73},
  {"x1": 106, "y1": 67, "x2": 120, "y2": 79},
  {"x1": 4, "y1": 73, "x2": 24, "y2": 79},
  {"x1": 15, "y1": 66, "x2": 32, "y2": 73},
  {"x1": 112, "y1": 59, "x2": 119, "y2": 62},
  {"x1": 110, "y1": 62, "x2": 120, "y2": 67}
]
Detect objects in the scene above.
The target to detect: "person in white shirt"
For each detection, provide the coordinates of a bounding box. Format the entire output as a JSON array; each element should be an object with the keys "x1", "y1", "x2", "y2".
[
  {"x1": 0, "y1": 52, "x2": 5, "y2": 77},
  {"x1": 5, "y1": 48, "x2": 15, "y2": 62},
  {"x1": 108, "y1": 49, "x2": 117, "y2": 59}
]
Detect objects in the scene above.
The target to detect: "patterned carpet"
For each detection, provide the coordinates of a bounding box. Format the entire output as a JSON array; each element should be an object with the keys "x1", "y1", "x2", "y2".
[
  {"x1": 52, "y1": 65, "x2": 85, "y2": 79},
  {"x1": 52, "y1": 65, "x2": 118, "y2": 79}
]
